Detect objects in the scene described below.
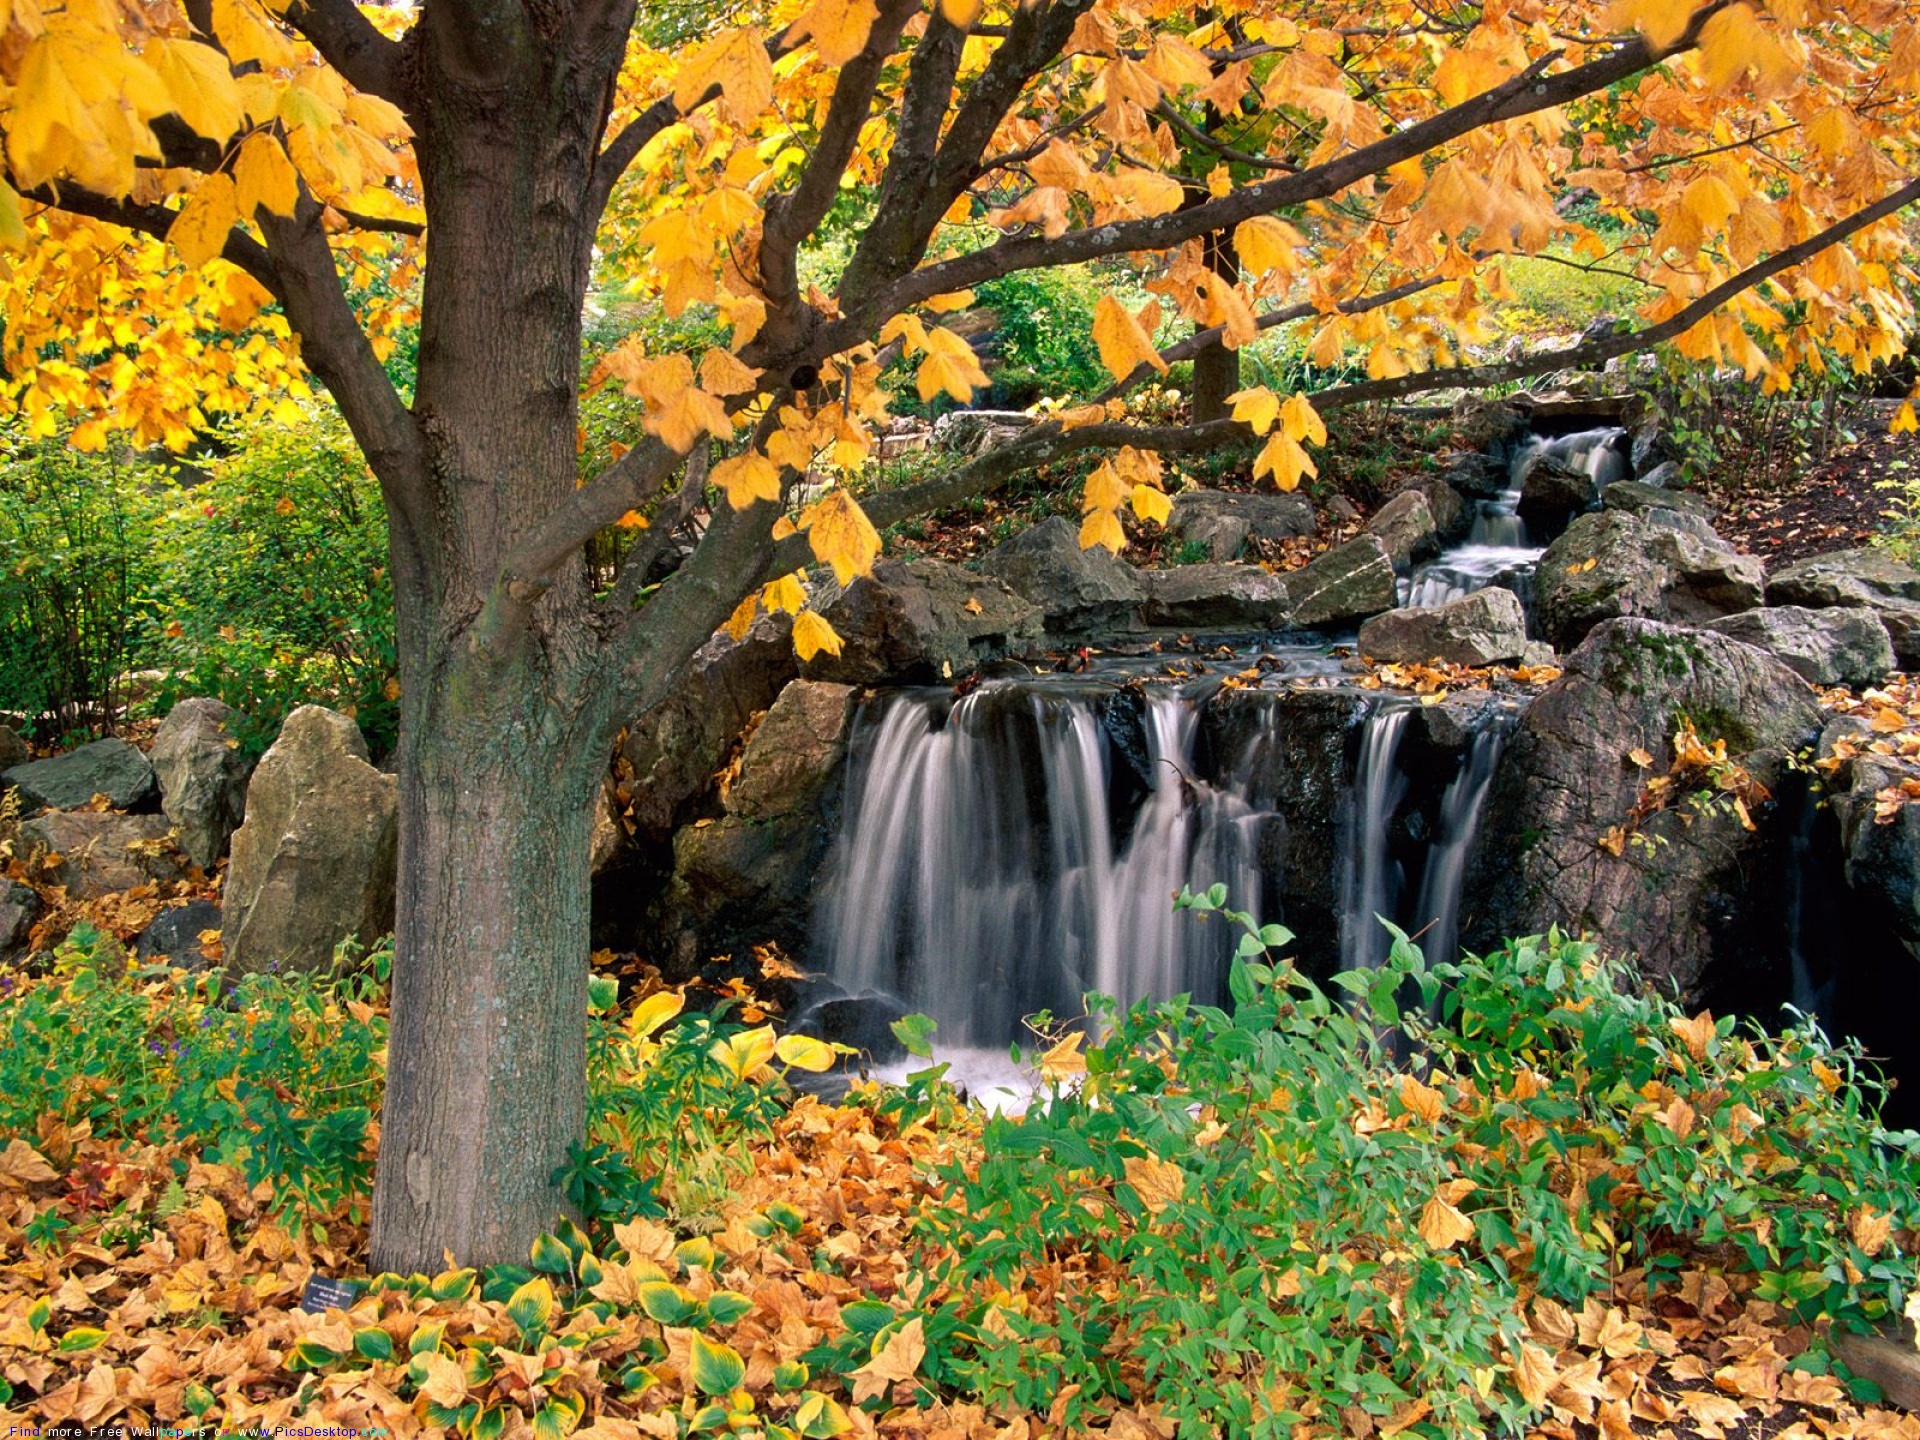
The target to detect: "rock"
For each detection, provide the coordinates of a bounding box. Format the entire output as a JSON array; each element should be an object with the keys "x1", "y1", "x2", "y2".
[
  {"x1": 1363, "y1": 490, "x2": 1438, "y2": 568},
  {"x1": 1415, "y1": 479, "x2": 1470, "y2": 544},
  {"x1": 1702, "y1": 607, "x2": 1894, "y2": 688},
  {"x1": 1276, "y1": 536, "x2": 1397, "y2": 627},
  {"x1": 1534, "y1": 511, "x2": 1765, "y2": 651},
  {"x1": 134, "y1": 898, "x2": 223, "y2": 969},
  {"x1": 0, "y1": 725, "x2": 27, "y2": 772},
  {"x1": 1515, "y1": 453, "x2": 1598, "y2": 534},
  {"x1": 4, "y1": 737, "x2": 156, "y2": 812},
  {"x1": 1166, "y1": 487, "x2": 1317, "y2": 561},
  {"x1": 1140, "y1": 564, "x2": 1290, "y2": 630},
  {"x1": 221, "y1": 706, "x2": 398, "y2": 974},
  {"x1": 932, "y1": 409, "x2": 1035, "y2": 455},
  {"x1": 981, "y1": 515, "x2": 1148, "y2": 633},
  {"x1": 1520, "y1": 640, "x2": 1558, "y2": 669},
  {"x1": 1441, "y1": 450, "x2": 1511, "y2": 501},
  {"x1": 0, "y1": 879, "x2": 40, "y2": 959},
  {"x1": 805, "y1": 557, "x2": 1042, "y2": 684},
  {"x1": 1874, "y1": 602, "x2": 1920, "y2": 669},
  {"x1": 1467, "y1": 618, "x2": 1822, "y2": 1000},
  {"x1": 1767, "y1": 548, "x2": 1920, "y2": 609},
  {"x1": 662, "y1": 681, "x2": 858, "y2": 965},
  {"x1": 1635, "y1": 459, "x2": 1686, "y2": 491},
  {"x1": 1630, "y1": 422, "x2": 1684, "y2": 476},
  {"x1": 1358, "y1": 587, "x2": 1530, "y2": 667},
  {"x1": 1602, "y1": 479, "x2": 1711, "y2": 518},
  {"x1": 149, "y1": 698, "x2": 255, "y2": 869},
  {"x1": 620, "y1": 612, "x2": 798, "y2": 849},
  {"x1": 796, "y1": 992, "x2": 908, "y2": 1065},
  {"x1": 18, "y1": 812, "x2": 184, "y2": 899}
]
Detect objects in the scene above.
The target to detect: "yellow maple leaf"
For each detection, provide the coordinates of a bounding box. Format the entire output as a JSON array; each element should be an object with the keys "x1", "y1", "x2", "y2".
[
  {"x1": 792, "y1": 609, "x2": 844, "y2": 662},
  {"x1": 849, "y1": 1317, "x2": 926, "y2": 1404},
  {"x1": 803, "y1": 489, "x2": 881, "y2": 585},
  {"x1": 1039, "y1": 1031, "x2": 1088, "y2": 1082},
  {"x1": 713, "y1": 451, "x2": 781, "y2": 510},
  {"x1": 699, "y1": 348, "x2": 761, "y2": 397},
  {"x1": 1234, "y1": 215, "x2": 1306, "y2": 278},
  {"x1": 232, "y1": 133, "x2": 300, "y2": 218},
  {"x1": 1228, "y1": 385, "x2": 1280, "y2": 435},
  {"x1": 1122, "y1": 1154, "x2": 1185, "y2": 1214},
  {"x1": 1253, "y1": 430, "x2": 1318, "y2": 492},
  {"x1": 761, "y1": 570, "x2": 807, "y2": 616},
  {"x1": 1280, "y1": 392, "x2": 1327, "y2": 446},
  {"x1": 1080, "y1": 507, "x2": 1127, "y2": 553},
  {"x1": 1417, "y1": 1180, "x2": 1477, "y2": 1250},
  {"x1": 169, "y1": 173, "x2": 243, "y2": 268},
  {"x1": 212, "y1": 0, "x2": 299, "y2": 70},
  {"x1": 1607, "y1": 0, "x2": 1690, "y2": 52},
  {"x1": 1131, "y1": 484, "x2": 1171, "y2": 525},
  {"x1": 1091, "y1": 295, "x2": 1168, "y2": 383},
  {"x1": 673, "y1": 27, "x2": 773, "y2": 125},
  {"x1": 788, "y1": 0, "x2": 880, "y2": 65},
  {"x1": 150, "y1": 38, "x2": 245, "y2": 143},
  {"x1": 1893, "y1": 402, "x2": 1917, "y2": 436},
  {"x1": 916, "y1": 335, "x2": 988, "y2": 403}
]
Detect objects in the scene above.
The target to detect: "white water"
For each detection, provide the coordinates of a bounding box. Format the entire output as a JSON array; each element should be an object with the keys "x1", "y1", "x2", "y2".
[
  {"x1": 1340, "y1": 703, "x2": 1412, "y2": 971},
  {"x1": 1411, "y1": 720, "x2": 1507, "y2": 968}
]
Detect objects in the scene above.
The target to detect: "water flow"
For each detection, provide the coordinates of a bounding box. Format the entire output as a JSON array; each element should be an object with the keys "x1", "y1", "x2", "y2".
[
  {"x1": 1400, "y1": 425, "x2": 1628, "y2": 608},
  {"x1": 1411, "y1": 717, "x2": 1510, "y2": 966},
  {"x1": 1340, "y1": 703, "x2": 1412, "y2": 970},
  {"x1": 815, "y1": 682, "x2": 1263, "y2": 1047}
]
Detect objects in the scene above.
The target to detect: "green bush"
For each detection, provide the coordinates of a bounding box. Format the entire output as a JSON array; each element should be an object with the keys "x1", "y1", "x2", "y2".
[
  {"x1": 142, "y1": 406, "x2": 398, "y2": 753},
  {"x1": 891, "y1": 900, "x2": 1920, "y2": 1439},
  {"x1": 974, "y1": 267, "x2": 1106, "y2": 405},
  {"x1": 0, "y1": 431, "x2": 169, "y2": 740}
]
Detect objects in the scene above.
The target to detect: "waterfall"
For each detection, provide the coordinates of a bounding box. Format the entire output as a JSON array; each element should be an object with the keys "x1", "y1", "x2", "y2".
[
  {"x1": 1339, "y1": 703, "x2": 1412, "y2": 970},
  {"x1": 1410, "y1": 718, "x2": 1508, "y2": 968}
]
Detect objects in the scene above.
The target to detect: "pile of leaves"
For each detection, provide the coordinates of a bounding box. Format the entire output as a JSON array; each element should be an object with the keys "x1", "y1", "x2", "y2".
[
  {"x1": 6, "y1": 918, "x2": 1920, "y2": 1439},
  {"x1": 1814, "y1": 677, "x2": 1920, "y2": 824}
]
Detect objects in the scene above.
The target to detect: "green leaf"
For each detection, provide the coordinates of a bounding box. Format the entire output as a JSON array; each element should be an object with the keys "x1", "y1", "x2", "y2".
[
  {"x1": 588, "y1": 973, "x2": 620, "y2": 1013},
  {"x1": 676, "y1": 1236, "x2": 717, "y2": 1273},
  {"x1": 773, "y1": 1359, "x2": 811, "y2": 1391},
  {"x1": 577, "y1": 1252, "x2": 604, "y2": 1287},
  {"x1": 182, "y1": 1382, "x2": 215, "y2": 1417},
  {"x1": 505, "y1": 1277, "x2": 556, "y2": 1339},
  {"x1": 795, "y1": 1392, "x2": 854, "y2": 1438},
  {"x1": 636, "y1": 1281, "x2": 700, "y2": 1327},
  {"x1": 353, "y1": 1326, "x2": 394, "y2": 1362},
  {"x1": 430, "y1": 1268, "x2": 478, "y2": 1303},
  {"x1": 690, "y1": 1403, "x2": 732, "y2": 1433},
  {"x1": 620, "y1": 1364, "x2": 658, "y2": 1394},
  {"x1": 27, "y1": 1296, "x2": 50, "y2": 1334},
  {"x1": 530, "y1": 1232, "x2": 574, "y2": 1276},
  {"x1": 57, "y1": 1326, "x2": 107, "y2": 1352},
  {"x1": 1205, "y1": 882, "x2": 1229, "y2": 908},
  {"x1": 472, "y1": 1407, "x2": 508, "y2": 1440},
  {"x1": 839, "y1": 1299, "x2": 894, "y2": 1335},
  {"x1": 890, "y1": 1013, "x2": 937, "y2": 1059},
  {"x1": 289, "y1": 1337, "x2": 341, "y2": 1371},
  {"x1": 689, "y1": 1333, "x2": 746, "y2": 1396},
  {"x1": 410, "y1": 1321, "x2": 448, "y2": 1356},
  {"x1": 704, "y1": 1290, "x2": 754, "y2": 1326},
  {"x1": 766, "y1": 1201, "x2": 805, "y2": 1234}
]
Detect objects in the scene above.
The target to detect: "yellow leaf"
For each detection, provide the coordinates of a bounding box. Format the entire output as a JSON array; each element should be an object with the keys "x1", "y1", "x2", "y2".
[
  {"x1": 1893, "y1": 403, "x2": 1918, "y2": 436},
  {"x1": 0, "y1": 181, "x2": 24, "y2": 250},
  {"x1": 711, "y1": 1025, "x2": 779, "y2": 1082},
  {"x1": 938, "y1": 0, "x2": 980, "y2": 26},
  {"x1": 212, "y1": 0, "x2": 299, "y2": 70},
  {"x1": 628, "y1": 990, "x2": 685, "y2": 1039},
  {"x1": 233, "y1": 133, "x2": 300, "y2": 218},
  {"x1": 761, "y1": 571, "x2": 807, "y2": 615},
  {"x1": 1668, "y1": 1011, "x2": 1716, "y2": 1062},
  {"x1": 714, "y1": 450, "x2": 782, "y2": 510},
  {"x1": 803, "y1": 489, "x2": 881, "y2": 585},
  {"x1": 1398, "y1": 1074, "x2": 1446, "y2": 1124},
  {"x1": 788, "y1": 0, "x2": 880, "y2": 65},
  {"x1": 1417, "y1": 1182, "x2": 1476, "y2": 1249},
  {"x1": 673, "y1": 28, "x2": 773, "y2": 126},
  {"x1": 1122, "y1": 1154, "x2": 1185, "y2": 1214},
  {"x1": 849, "y1": 1317, "x2": 926, "y2": 1404},
  {"x1": 1852, "y1": 1205, "x2": 1892, "y2": 1257},
  {"x1": 1228, "y1": 386, "x2": 1279, "y2": 436},
  {"x1": 416, "y1": 1350, "x2": 468, "y2": 1407},
  {"x1": 1253, "y1": 430, "x2": 1317, "y2": 492},
  {"x1": 1091, "y1": 295, "x2": 1168, "y2": 383},
  {"x1": 925, "y1": 289, "x2": 976, "y2": 313},
  {"x1": 722, "y1": 593, "x2": 760, "y2": 640},
  {"x1": 169, "y1": 173, "x2": 243, "y2": 268},
  {"x1": 150, "y1": 38, "x2": 245, "y2": 143},
  {"x1": 792, "y1": 609, "x2": 844, "y2": 662},
  {"x1": 1608, "y1": 0, "x2": 1689, "y2": 52},
  {"x1": 775, "y1": 1034, "x2": 837, "y2": 1071},
  {"x1": 1131, "y1": 484, "x2": 1171, "y2": 526},
  {"x1": 1039, "y1": 1031, "x2": 1088, "y2": 1082},
  {"x1": 916, "y1": 347, "x2": 988, "y2": 404},
  {"x1": 1079, "y1": 507, "x2": 1126, "y2": 554},
  {"x1": 699, "y1": 348, "x2": 761, "y2": 397},
  {"x1": 1280, "y1": 393, "x2": 1327, "y2": 446}
]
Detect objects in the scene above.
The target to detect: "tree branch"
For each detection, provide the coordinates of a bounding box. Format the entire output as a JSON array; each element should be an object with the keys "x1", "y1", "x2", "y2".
[
  {"x1": 589, "y1": 96, "x2": 681, "y2": 224},
  {"x1": 12, "y1": 179, "x2": 284, "y2": 299},
  {"x1": 283, "y1": 0, "x2": 409, "y2": 101}
]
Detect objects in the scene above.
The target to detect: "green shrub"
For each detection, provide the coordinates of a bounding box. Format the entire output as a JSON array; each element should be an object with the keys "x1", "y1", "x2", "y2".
[
  {"x1": 974, "y1": 267, "x2": 1105, "y2": 405},
  {"x1": 890, "y1": 899, "x2": 1920, "y2": 1439},
  {"x1": 0, "y1": 431, "x2": 169, "y2": 740},
  {"x1": 142, "y1": 405, "x2": 398, "y2": 753}
]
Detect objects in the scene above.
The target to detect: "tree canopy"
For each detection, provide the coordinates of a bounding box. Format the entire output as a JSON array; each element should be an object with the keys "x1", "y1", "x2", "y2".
[{"x1": 2, "y1": 0, "x2": 1917, "y2": 1267}]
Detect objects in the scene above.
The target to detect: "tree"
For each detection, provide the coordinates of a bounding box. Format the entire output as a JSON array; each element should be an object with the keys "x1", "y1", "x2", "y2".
[{"x1": 2, "y1": 0, "x2": 1916, "y2": 1271}]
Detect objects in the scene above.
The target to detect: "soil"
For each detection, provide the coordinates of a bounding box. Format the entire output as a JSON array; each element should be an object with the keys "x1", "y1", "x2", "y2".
[{"x1": 1710, "y1": 399, "x2": 1918, "y2": 565}]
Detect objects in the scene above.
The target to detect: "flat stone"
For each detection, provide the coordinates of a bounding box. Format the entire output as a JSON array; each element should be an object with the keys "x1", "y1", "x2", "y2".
[
  {"x1": 1702, "y1": 606, "x2": 1895, "y2": 688},
  {"x1": 806, "y1": 557, "x2": 1042, "y2": 684},
  {"x1": 4, "y1": 737, "x2": 155, "y2": 812},
  {"x1": 1277, "y1": 536, "x2": 1397, "y2": 627},
  {"x1": 1358, "y1": 587, "x2": 1529, "y2": 667},
  {"x1": 1139, "y1": 564, "x2": 1290, "y2": 629},
  {"x1": 19, "y1": 812, "x2": 183, "y2": 899},
  {"x1": 980, "y1": 515, "x2": 1148, "y2": 633}
]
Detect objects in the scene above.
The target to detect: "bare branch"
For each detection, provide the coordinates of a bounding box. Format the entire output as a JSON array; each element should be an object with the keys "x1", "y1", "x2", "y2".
[
  {"x1": 283, "y1": 0, "x2": 408, "y2": 101},
  {"x1": 589, "y1": 96, "x2": 681, "y2": 224}
]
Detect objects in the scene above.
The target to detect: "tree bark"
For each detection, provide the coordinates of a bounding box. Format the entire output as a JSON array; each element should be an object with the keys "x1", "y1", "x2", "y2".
[{"x1": 1190, "y1": 230, "x2": 1241, "y2": 424}]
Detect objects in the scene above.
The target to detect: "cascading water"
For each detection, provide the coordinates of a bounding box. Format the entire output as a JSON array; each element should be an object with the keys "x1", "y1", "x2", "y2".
[
  {"x1": 1410, "y1": 718, "x2": 1508, "y2": 970},
  {"x1": 1340, "y1": 702, "x2": 1412, "y2": 971},
  {"x1": 1400, "y1": 426, "x2": 1630, "y2": 608}
]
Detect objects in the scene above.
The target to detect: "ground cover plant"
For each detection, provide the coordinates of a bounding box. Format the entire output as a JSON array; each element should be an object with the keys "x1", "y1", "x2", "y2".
[{"x1": 4, "y1": 910, "x2": 1920, "y2": 1440}]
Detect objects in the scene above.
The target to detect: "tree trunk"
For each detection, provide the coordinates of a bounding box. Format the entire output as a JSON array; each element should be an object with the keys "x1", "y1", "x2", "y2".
[{"x1": 1190, "y1": 228, "x2": 1241, "y2": 425}]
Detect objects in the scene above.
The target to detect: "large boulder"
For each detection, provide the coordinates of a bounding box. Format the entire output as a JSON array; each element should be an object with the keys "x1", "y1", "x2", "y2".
[
  {"x1": 4, "y1": 737, "x2": 155, "y2": 812},
  {"x1": 1277, "y1": 535, "x2": 1398, "y2": 627},
  {"x1": 0, "y1": 879, "x2": 40, "y2": 959},
  {"x1": 661, "y1": 680, "x2": 858, "y2": 966},
  {"x1": 221, "y1": 706, "x2": 397, "y2": 974},
  {"x1": 1515, "y1": 453, "x2": 1598, "y2": 535},
  {"x1": 134, "y1": 898, "x2": 224, "y2": 969},
  {"x1": 1702, "y1": 606, "x2": 1895, "y2": 688},
  {"x1": 1166, "y1": 487, "x2": 1317, "y2": 562},
  {"x1": 1601, "y1": 479, "x2": 1711, "y2": 519},
  {"x1": 1139, "y1": 564, "x2": 1290, "y2": 630},
  {"x1": 981, "y1": 515, "x2": 1148, "y2": 633},
  {"x1": 1358, "y1": 587, "x2": 1529, "y2": 667},
  {"x1": 1363, "y1": 490, "x2": 1438, "y2": 568},
  {"x1": 1534, "y1": 510, "x2": 1765, "y2": 651},
  {"x1": 805, "y1": 557, "x2": 1042, "y2": 684},
  {"x1": 1466, "y1": 618, "x2": 1822, "y2": 1000},
  {"x1": 149, "y1": 698, "x2": 255, "y2": 869},
  {"x1": 1414, "y1": 479, "x2": 1470, "y2": 545},
  {"x1": 1766, "y1": 548, "x2": 1920, "y2": 668},
  {"x1": 18, "y1": 812, "x2": 184, "y2": 899},
  {"x1": 0, "y1": 725, "x2": 27, "y2": 772}
]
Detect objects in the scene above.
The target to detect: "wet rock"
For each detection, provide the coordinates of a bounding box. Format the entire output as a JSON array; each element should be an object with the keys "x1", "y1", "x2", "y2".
[
  {"x1": 1441, "y1": 450, "x2": 1511, "y2": 501},
  {"x1": 1140, "y1": 564, "x2": 1290, "y2": 630},
  {"x1": 134, "y1": 898, "x2": 224, "y2": 969},
  {"x1": 1703, "y1": 606, "x2": 1895, "y2": 688},
  {"x1": 1415, "y1": 479, "x2": 1470, "y2": 544},
  {"x1": 1166, "y1": 487, "x2": 1318, "y2": 561},
  {"x1": 4, "y1": 737, "x2": 155, "y2": 812},
  {"x1": 221, "y1": 706, "x2": 397, "y2": 974},
  {"x1": 1635, "y1": 459, "x2": 1686, "y2": 491},
  {"x1": 18, "y1": 812, "x2": 184, "y2": 899},
  {"x1": 1277, "y1": 535, "x2": 1397, "y2": 627},
  {"x1": 1534, "y1": 511, "x2": 1764, "y2": 651},
  {"x1": 806, "y1": 557, "x2": 1042, "y2": 685},
  {"x1": 150, "y1": 698, "x2": 254, "y2": 869},
  {"x1": 1515, "y1": 454, "x2": 1598, "y2": 534},
  {"x1": 797, "y1": 992, "x2": 908, "y2": 1064},
  {"x1": 662, "y1": 681, "x2": 858, "y2": 966},
  {"x1": 1363, "y1": 490, "x2": 1438, "y2": 568},
  {"x1": 981, "y1": 515, "x2": 1148, "y2": 633},
  {"x1": 1602, "y1": 479, "x2": 1711, "y2": 518},
  {"x1": 1358, "y1": 587, "x2": 1529, "y2": 667},
  {"x1": 1467, "y1": 618, "x2": 1821, "y2": 1000}
]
